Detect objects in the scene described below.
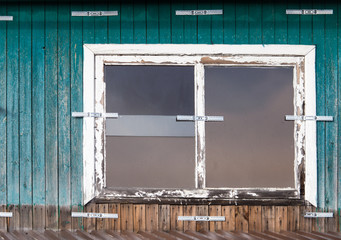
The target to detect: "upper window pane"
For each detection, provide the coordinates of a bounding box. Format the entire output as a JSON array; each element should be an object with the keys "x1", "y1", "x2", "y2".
[{"x1": 205, "y1": 67, "x2": 294, "y2": 188}]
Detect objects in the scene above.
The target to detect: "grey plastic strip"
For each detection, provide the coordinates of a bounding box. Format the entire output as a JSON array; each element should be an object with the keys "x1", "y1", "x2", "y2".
[
  {"x1": 72, "y1": 112, "x2": 118, "y2": 118},
  {"x1": 285, "y1": 115, "x2": 333, "y2": 121},
  {"x1": 71, "y1": 212, "x2": 118, "y2": 219},
  {"x1": 176, "y1": 10, "x2": 223, "y2": 16},
  {"x1": 71, "y1": 11, "x2": 118, "y2": 17},
  {"x1": 286, "y1": 9, "x2": 333, "y2": 15},
  {"x1": 0, "y1": 212, "x2": 12, "y2": 217},
  {"x1": 0, "y1": 16, "x2": 13, "y2": 21},
  {"x1": 177, "y1": 115, "x2": 224, "y2": 122},
  {"x1": 304, "y1": 212, "x2": 333, "y2": 218},
  {"x1": 178, "y1": 216, "x2": 225, "y2": 221}
]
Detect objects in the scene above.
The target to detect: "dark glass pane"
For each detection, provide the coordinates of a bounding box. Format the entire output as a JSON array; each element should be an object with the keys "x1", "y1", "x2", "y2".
[
  {"x1": 205, "y1": 67, "x2": 294, "y2": 188},
  {"x1": 105, "y1": 65, "x2": 194, "y2": 115}
]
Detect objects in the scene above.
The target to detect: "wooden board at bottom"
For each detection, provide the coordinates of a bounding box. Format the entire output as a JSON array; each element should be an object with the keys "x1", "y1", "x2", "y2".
[
  {"x1": 0, "y1": 205, "x2": 7, "y2": 230},
  {"x1": 33, "y1": 205, "x2": 46, "y2": 230},
  {"x1": 7, "y1": 205, "x2": 20, "y2": 231},
  {"x1": 46, "y1": 205, "x2": 58, "y2": 230},
  {"x1": 170, "y1": 205, "x2": 183, "y2": 231},
  {"x1": 71, "y1": 205, "x2": 83, "y2": 231}
]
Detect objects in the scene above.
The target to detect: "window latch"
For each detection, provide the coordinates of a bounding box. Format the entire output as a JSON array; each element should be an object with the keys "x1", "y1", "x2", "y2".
[
  {"x1": 72, "y1": 112, "x2": 118, "y2": 118},
  {"x1": 177, "y1": 115, "x2": 224, "y2": 122},
  {"x1": 285, "y1": 115, "x2": 333, "y2": 121}
]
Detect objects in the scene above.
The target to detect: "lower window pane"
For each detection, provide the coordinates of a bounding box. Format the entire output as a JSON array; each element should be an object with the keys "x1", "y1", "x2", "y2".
[
  {"x1": 106, "y1": 136, "x2": 195, "y2": 188},
  {"x1": 205, "y1": 67, "x2": 294, "y2": 188}
]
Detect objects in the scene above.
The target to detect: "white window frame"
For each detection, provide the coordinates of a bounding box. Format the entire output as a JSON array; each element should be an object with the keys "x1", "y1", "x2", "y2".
[{"x1": 82, "y1": 44, "x2": 316, "y2": 206}]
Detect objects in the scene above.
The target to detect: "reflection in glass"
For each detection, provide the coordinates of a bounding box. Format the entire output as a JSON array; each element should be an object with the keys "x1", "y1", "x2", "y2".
[
  {"x1": 205, "y1": 67, "x2": 294, "y2": 188},
  {"x1": 105, "y1": 65, "x2": 195, "y2": 188}
]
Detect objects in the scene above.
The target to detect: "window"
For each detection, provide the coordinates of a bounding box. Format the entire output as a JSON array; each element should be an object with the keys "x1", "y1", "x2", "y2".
[{"x1": 82, "y1": 44, "x2": 316, "y2": 205}]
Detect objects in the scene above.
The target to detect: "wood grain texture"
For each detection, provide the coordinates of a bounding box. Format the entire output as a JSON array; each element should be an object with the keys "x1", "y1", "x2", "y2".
[
  {"x1": 170, "y1": 205, "x2": 183, "y2": 231},
  {"x1": 196, "y1": 205, "x2": 208, "y2": 232},
  {"x1": 46, "y1": 205, "x2": 58, "y2": 230},
  {"x1": 158, "y1": 204, "x2": 170, "y2": 232},
  {"x1": 197, "y1": 2, "x2": 211, "y2": 44},
  {"x1": 0, "y1": 205, "x2": 6, "y2": 231},
  {"x1": 20, "y1": 205, "x2": 32, "y2": 230},
  {"x1": 183, "y1": 205, "x2": 196, "y2": 231},
  {"x1": 146, "y1": 204, "x2": 158, "y2": 231},
  {"x1": 211, "y1": 2, "x2": 223, "y2": 44},
  {"x1": 222, "y1": 206, "x2": 235, "y2": 231},
  {"x1": 96, "y1": 204, "x2": 109, "y2": 230},
  {"x1": 71, "y1": 205, "x2": 83, "y2": 231},
  {"x1": 84, "y1": 203, "x2": 96, "y2": 232},
  {"x1": 209, "y1": 205, "x2": 222, "y2": 232},
  {"x1": 158, "y1": 0, "x2": 171, "y2": 43},
  {"x1": 120, "y1": 204, "x2": 133, "y2": 232},
  {"x1": 223, "y1": 1, "x2": 235, "y2": 44},
  {"x1": 133, "y1": 204, "x2": 146, "y2": 232},
  {"x1": 261, "y1": 206, "x2": 275, "y2": 232},
  {"x1": 287, "y1": 206, "x2": 299, "y2": 231},
  {"x1": 235, "y1": 206, "x2": 248, "y2": 232},
  {"x1": 108, "y1": 203, "x2": 121, "y2": 231},
  {"x1": 171, "y1": 1, "x2": 183, "y2": 43},
  {"x1": 275, "y1": 206, "x2": 287, "y2": 232},
  {"x1": 249, "y1": 206, "x2": 262, "y2": 232},
  {"x1": 59, "y1": 206, "x2": 71, "y2": 230},
  {"x1": 7, "y1": 205, "x2": 19, "y2": 231},
  {"x1": 121, "y1": 0, "x2": 133, "y2": 43},
  {"x1": 134, "y1": 1, "x2": 146, "y2": 44}
]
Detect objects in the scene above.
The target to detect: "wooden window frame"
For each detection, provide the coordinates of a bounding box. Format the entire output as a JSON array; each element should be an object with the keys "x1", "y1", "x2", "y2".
[{"x1": 82, "y1": 44, "x2": 316, "y2": 206}]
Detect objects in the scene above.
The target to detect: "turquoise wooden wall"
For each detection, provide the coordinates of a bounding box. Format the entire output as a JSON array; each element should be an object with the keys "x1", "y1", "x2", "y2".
[{"x1": 0, "y1": 1, "x2": 340, "y2": 213}]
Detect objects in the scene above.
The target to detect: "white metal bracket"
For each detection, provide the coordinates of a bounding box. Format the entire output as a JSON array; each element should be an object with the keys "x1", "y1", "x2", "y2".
[
  {"x1": 178, "y1": 216, "x2": 225, "y2": 221},
  {"x1": 0, "y1": 212, "x2": 12, "y2": 217},
  {"x1": 72, "y1": 112, "x2": 118, "y2": 118},
  {"x1": 0, "y1": 16, "x2": 13, "y2": 21},
  {"x1": 285, "y1": 115, "x2": 333, "y2": 121},
  {"x1": 176, "y1": 10, "x2": 223, "y2": 16},
  {"x1": 177, "y1": 115, "x2": 224, "y2": 122},
  {"x1": 71, "y1": 212, "x2": 118, "y2": 219},
  {"x1": 71, "y1": 11, "x2": 118, "y2": 17},
  {"x1": 304, "y1": 212, "x2": 333, "y2": 218},
  {"x1": 286, "y1": 9, "x2": 333, "y2": 15}
]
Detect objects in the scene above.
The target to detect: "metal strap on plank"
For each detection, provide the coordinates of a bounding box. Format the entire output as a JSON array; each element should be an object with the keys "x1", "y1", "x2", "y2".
[
  {"x1": 0, "y1": 212, "x2": 13, "y2": 217},
  {"x1": 177, "y1": 115, "x2": 224, "y2": 122},
  {"x1": 304, "y1": 212, "x2": 333, "y2": 218},
  {"x1": 286, "y1": 9, "x2": 333, "y2": 15},
  {"x1": 71, "y1": 212, "x2": 118, "y2": 219},
  {"x1": 176, "y1": 10, "x2": 223, "y2": 16},
  {"x1": 71, "y1": 11, "x2": 118, "y2": 17},
  {"x1": 0, "y1": 16, "x2": 13, "y2": 21},
  {"x1": 285, "y1": 115, "x2": 333, "y2": 121},
  {"x1": 178, "y1": 216, "x2": 225, "y2": 221},
  {"x1": 72, "y1": 112, "x2": 118, "y2": 118}
]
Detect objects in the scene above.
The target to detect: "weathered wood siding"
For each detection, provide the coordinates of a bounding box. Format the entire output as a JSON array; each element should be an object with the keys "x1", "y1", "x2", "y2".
[{"x1": 0, "y1": 0, "x2": 340, "y2": 230}]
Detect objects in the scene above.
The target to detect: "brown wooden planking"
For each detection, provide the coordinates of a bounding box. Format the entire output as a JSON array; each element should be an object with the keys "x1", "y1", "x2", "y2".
[
  {"x1": 84, "y1": 203, "x2": 96, "y2": 232},
  {"x1": 71, "y1": 205, "x2": 83, "y2": 231},
  {"x1": 183, "y1": 205, "x2": 196, "y2": 231},
  {"x1": 59, "y1": 206, "x2": 71, "y2": 230},
  {"x1": 222, "y1": 206, "x2": 236, "y2": 231},
  {"x1": 287, "y1": 206, "x2": 300, "y2": 231},
  {"x1": 20, "y1": 205, "x2": 32, "y2": 230},
  {"x1": 235, "y1": 205, "x2": 248, "y2": 232},
  {"x1": 275, "y1": 206, "x2": 288, "y2": 232},
  {"x1": 108, "y1": 203, "x2": 120, "y2": 231},
  {"x1": 158, "y1": 204, "x2": 170, "y2": 231},
  {"x1": 249, "y1": 206, "x2": 262, "y2": 232},
  {"x1": 0, "y1": 205, "x2": 7, "y2": 230},
  {"x1": 209, "y1": 205, "x2": 222, "y2": 231},
  {"x1": 96, "y1": 204, "x2": 109, "y2": 230},
  {"x1": 313, "y1": 208, "x2": 325, "y2": 232},
  {"x1": 300, "y1": 205, "x2": 313, "y2": 232},
  {"x1": 262, "y1": 206, "x2": 275, "y2": 232},
  {"x1": 133, "y1": 204, "x2": 145, "y2": 232},
  {"x1": 170, "y1": 205, "x2": 183, "y2": 231},
  {"x1": 33, "y1": 205, "x2": 45, "y2": 230},
  {"x1": 7, "y1": 205, "x2": 20, "y2": 231},
  {"x1": 196, "y1": 205, "x2": 208, "y2": 232},
  {"x1": 146, "y1": 204, "x2": 158, "y2": 232},
  {"x1": 326, "y1": 210, "x2": 339, "y2": 232},
  {"x1": 46, "y1": 205, "x2": 58, "y2": 230},
  {"x1": 120, "y1": 204, "x2": 133, "y2": 232}
]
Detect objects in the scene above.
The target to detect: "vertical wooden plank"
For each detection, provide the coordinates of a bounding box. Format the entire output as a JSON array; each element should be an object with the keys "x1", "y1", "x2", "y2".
[
  {"x1": 196, "y1": 205, "x2": 208, "y2": 232},
  {"x1": 170, "y1": 205, "x2": 183, "y2": 231},
  {"x1": 183, "y1": 205, "x2": 196, "y2": 231},
  {"x1": 209, "y1": 205, "x2": 222, "y2": 232},
  {"x1": 235, "y1": 2, "x2": 248, "y2": 44},
  {"x1": 96, "y1": 204, "x2": 109, "y2": 230},
  {"x1": 133, "y1": 204, "x2": 146, "y2": 232},
  {"x1": 197, "y1": 2, "x2": 211, "y2": 44},
  {"x1": 326, "y1": 210, "x2": 338, "y2": 232},
  {"x1": 287, "y1": 206, "x2": 299, "y2": 231},
  {"x1": 274, "y1": 1, "x2": 287, "y2": 44},
  {"x1": 235, "y1": 206, "x2": 248, "y2": 233},
  {"x1": 0, "y1": 1, "x2": 7, "y2": 231},
  {"x1": 71, "y1": 205, "x2": 83, "y2": 231},
  {"x1": 222, "y1": 206, "x2": 235, "y2": 231},
  {"x1": 158, "y1": 205, "x2": 170, "y2": 232},
  {"x1": 134, "y1": 1, "x2": 146, "y2": 44},
  {"x1": 32, "y1": 2, "x2": 46, "y2": 231},
  {"x1": 261, "y1": 206, "x2": 275, "y2": 232},
  {"x1": 262, "y1": 0, "x2": 275, "y2": 44},
  {"x1": 108, "y1": 203, "x2": 120, "y2": 231},
  {"x1": 223, "y1": 1, "x2": 235, "y2": 44},
  {"x1": 338, "y1": 4, "x2": 341, "y2": 230},
  {"x1": 7, "y1": 205, "x2": 20, "y2": 231},
  {"x1": 121, "y1": 204, "x2": 133, "y2": 232},
  {"x1": 6, "y1": 3, "x2": 20, "y2": 228},
  {"x1": 108, "y1": 2, "x2": 120, "y2": 43},
  {"x1": 146, "y1": 204, "x2": 158, "y2": 232},
  {"x1": 312, "y1": 1, "x2": 326, "y2": 209},
  {"x1": 146, "y1": 0, "x2": 159, "y2": 44},
  {"x1": 171, "y1": 1, "x2": 184, "y2": 43},
  {"x1": 275, "y1": 207, "x2": 287, "y2": 232},
  {"x1": 83, "y1": 1, "x2": 95, "y2": 44},
  {"x1": 184, "y1": 2, "x2": 197, "y2": 44},
  {"x1": 121, "y1": 0, "x2": 133, "y2": 43},
  {"x1": 324, "y1": 0, "x2": 338, "y2": 213},
  {"x1": 249, "y1": 206, "x2": 262, "y2": 232},
  {"x1": 159, "y1": 0, "x2": 171, "y2": 43},
  {"x1": 45, "y1": 2, "x2": 59, "y2": 230},
  {"x1": 211, "y1": 2, "x2": 223, "y2": 44},
  {"x1": 299, "y1": 205, "x2": 312, "y2": 232},
  {"x1": 84, "y1": 203, "x2": 96, "y2": 232},
  {"x1": 287, "y1": 1, "x2": 299, "y2": 44},
  {"x1": 70, "y1": 2, "x2": 83, "y2": 226},
  {"x1": 248, "y1": 0, "x2": 262, "y2": 44},
  {"x1": 95, "y1": 2, "x2": 108, "y2": 44},
  {"x1": 58, "y1": 1, "x2": 71, "y2": 229}
]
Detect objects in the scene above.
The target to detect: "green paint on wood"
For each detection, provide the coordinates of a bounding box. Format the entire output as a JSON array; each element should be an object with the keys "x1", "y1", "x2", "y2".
[
  {"x1": 6, "y1": 3, "x2": 20, "y2": 205},
  {"x1": 108, "y1": 2, "x2": 120, "y2": 43},
  {"x1": 248, "y1": 1, "x2": 262, "y2": 44},
  {"x1": 146, "y1": 0, "x2": 159, "y2": 44},
  {"x1": 299, "y1": 2, "x2": 313, "y2": 45},
  {"x1": 32, "y1": 3, "x2": 45, "y2": 205},
  {"x1": 262, "y1": 0, "x2": 275, "y2": 44},
  {"x1": 71, "y1": 3, "x2": 83, "y2": 206},
  {"x1": 197, "y1": 2, "x2": 211, "y2": 44},
  {"x1": 287, "y1": 2, "x2": 299, "y2": 44},
  {"x1": 95, "y1": 3, "x2": 108, "y2": 44},
  {"x1": 0, "y1": 1, "x2": 7, "y2": 205},
  {"x1": 274, "y1": 2, "x2": 287, "y2": 44},
  {"x1": 134, "y1": 1, "x2": 146, "y2": 43},
  {"x1": 338, "y1": 3, "x2": 341, "y2": 214},
  {"x1": 171, "y1": 2, "x2": 184, "y2": 43},
  {"x1": 159, "y1": 0, "x2": 171, "y2": 43},
  {"x1": 83, "y1": 2, "x2": 95, "y2": 44},
  {"x1": 236, "y1": 2, "x2": 248, "y2": 44},
  {"x1": 121, "y1": 0, "x2": 134, "y2": 43},
  {"x1": 45, "y1": 3, "x2": 58, "y2": 207},
  {"x1": 211, "y1": 2, "x2": 223, "y2": 44},
  {"x1": 184, "y1": 2, "x2": 197, "y2": 44},
  {"x1": 223, "y1": 1, "x2": 235, "y2": 44},
  {"x1": 57, "y1": 2, "x2": 71, "y2": 207}
]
